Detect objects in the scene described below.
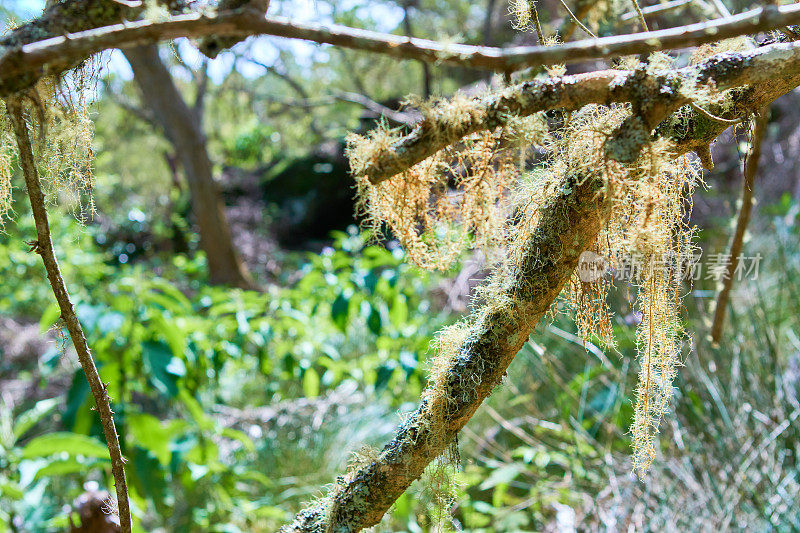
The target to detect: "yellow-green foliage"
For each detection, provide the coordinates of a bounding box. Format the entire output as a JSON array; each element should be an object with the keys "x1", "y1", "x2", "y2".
[
  {"x1": 352, "y1": 52, "x2": 702, "y2": 475},
  {"x1": 0, "y1": 72, "x2": 95, "y2": 227}
]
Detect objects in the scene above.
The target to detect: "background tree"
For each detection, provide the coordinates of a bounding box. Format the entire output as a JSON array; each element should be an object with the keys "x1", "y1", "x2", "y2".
[{"x1": 123, "y1": 44, "x2": 255, "y2": 289}]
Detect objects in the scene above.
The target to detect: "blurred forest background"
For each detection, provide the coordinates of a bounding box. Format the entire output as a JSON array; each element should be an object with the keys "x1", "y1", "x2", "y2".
[{"x1": 1, "y1": 0, "x2": 800, "y2": 531}]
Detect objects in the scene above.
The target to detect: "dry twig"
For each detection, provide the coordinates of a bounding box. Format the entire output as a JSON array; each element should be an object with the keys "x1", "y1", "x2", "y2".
[
  {"x1": 710, "y1": 109, "x2": 769, "y2": 344},
  {"x1": 5, "y1": 98, "x2": 132, "y2": 533},
  {"x1": 630, "y1": 0, "x2": 649, "y2": 32},
  {"x1": 558, "y1": 0, "x2": 597, "y2": 38}
]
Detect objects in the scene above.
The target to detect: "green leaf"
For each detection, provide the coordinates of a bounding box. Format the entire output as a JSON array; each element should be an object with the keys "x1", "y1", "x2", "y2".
[
  {"x1": 0, "y1": 480, "x2": 24, "y2": 500},
  {"x1": 13, "y1": 398, "x2": 59, "y2": 443},
  {"x1": 185, "y1": 438, "x2": 219, "y2": 466},
  {"x1": 150, "y1": 313, "x2": 187, "y2": 359},
  {"x1": 142, "y1": 340, "x2": 184, "y2": 397},
  {"x1": 331, "y1": 292, "x2": 350, "y2": 331},
  {"x1": 143, "y1": 280, "x2": 192, "y2": 313},
  {"x1": 375, "y1": 363, "x2": 395, "y2": 391},
  {"x1": 39, "y1": 303, "x2": 61, "y2": 333},
  {"x1": 220, "y1": 428, "x2": 255, "y2": 453},
  {"x1": 35, "y1": 456, "x2": 105, "y2": 480},
  {"x1": 179, "y1": 390, "x2": 214, "y2": 431},
  {"x1": 128, "y1": 413, "x2": 182, "y2": 466},
  {"x1": 366, "y1": 305, "x2": 382, "y2": 335},
  {"x1": 390, "y1": 294, "x2": 408, "y2": 326},
  {"x1": 478, "y1": 463, "x2": 523, "y2": 491},
  {"x1": 302, "y1": 368, "x2": 320, "y2": 397},
  {"x1": 21, "y1": 432, "x2": 110, "y2": 460}
]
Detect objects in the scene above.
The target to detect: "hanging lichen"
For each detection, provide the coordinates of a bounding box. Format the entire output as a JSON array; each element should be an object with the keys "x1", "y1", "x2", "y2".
[
  {"x1": 349, "y1": 95, "x2": 548, "y2": 270},
  {"x1": 350, "y1": 46, "x2": 704, "y2": 477},
  {"x1": 0, "y1": 66, "x2": 96, "y2": 227}
]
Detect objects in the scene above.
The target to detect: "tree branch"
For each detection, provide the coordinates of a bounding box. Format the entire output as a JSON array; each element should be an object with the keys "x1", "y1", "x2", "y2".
[
  {"x1": 630, "y1": 0, "x2": 649, "y2": 32},
  {"x1": 355, "y1": 40, "x2": 800, "y2": 182},
  {"x1": 710, "y1": 109, "x2": 768, "y2": 344},
  {"x1": 0, "y1": 0, "x2": 191, "y2": 96},
  {"x1": 282, "y1": 146, "x2": 608, "y2": 533},
  {"x1": 283, "y1": 38, "x2": 800, "y2": 533},
  {"x1": 3, "y1": 4, "x2": 800, "y2": 97},
  {"x1": 558, "y1": 0, "x2": 594, "y2": 41},
  {"x1": 197, "y1": 0, "x2": 270, "y2": 58},
  {"x1": 619, "y1": 0, "x2": 695, "y2": 24},
  {"x1": 332, "y1": 91, "x2": 419, "y2": 125},
  {"x1": 558, "y1": 0, "x2": 597, "y2": 38},
  {"x1": 4, "y1": 97, "x2": 132, "y2": 533}
]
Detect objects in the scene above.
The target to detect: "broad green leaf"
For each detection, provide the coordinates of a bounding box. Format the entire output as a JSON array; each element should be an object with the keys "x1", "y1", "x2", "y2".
[
  {"x1": 302, "y1": 368, "x2": 320, "y2": 397},
  {"x1": 142, "y1": 340, "x2": 184, "y2": 397},
  {"x1": 220, "y1": 428, "x2": 255, "y2": 453},
  {"x1": 21, "y1": 432, "x2": 110, "y2": 460},
  {"x1": 331, "y1": 292, "x2": 349, "y2": 331},
  {"x1": 185, "y1": 438, "x2": 219, "y2": 466},
  {"x1": 128, "y1": 413, "x2": 176, "y2": 466},
  {"x1": 179, "y1": 390, "x2": 214, "y2": 431},
  {"x1": 13, "y1": 398, "x2": 59, "y2": 442},
  {"x1": 39, "y1": 303, "x2": 61, "y2": 333},
  {"x1": 35, "y1": 457, "x2": 105, "y2": 480},
  {"x1": 390, "y1": 294, "x2": 408, "y2": 326},
  {"x1": 366, "y1": 304, "x2": 382, "y2": 335},
  {"x1": 478, "y1": 463, "x2": 523, "y2": 491},
  {"x1": 0, "y1": 479, "x2": 24, "y2": 500}
]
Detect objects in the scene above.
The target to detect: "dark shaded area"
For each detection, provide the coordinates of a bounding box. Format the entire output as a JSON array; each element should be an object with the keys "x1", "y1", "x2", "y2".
[{"x1": 221, "y1": 140, "x2": 355, "y2": 248}]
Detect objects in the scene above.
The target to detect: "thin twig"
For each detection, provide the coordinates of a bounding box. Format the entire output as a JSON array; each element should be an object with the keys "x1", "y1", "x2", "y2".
[
  {"x1": 5, "y1": 97, "x2": 132, "y2": 533},
  {"x1": 690, "y1": 101, "x2": 743, "y2": 124},
  {"x1": 528, "y1": 0, "x2": 545, "y2": 43},
  {"x1": 558, "y1": 0, "x2": 597, "y2": 38},
  {"x1": 5, "y1": 4, "x2": 800, "y2": 96},
  {"x1": 630, "y1": 0, "x2": 649, "y2": 32},
  {"x1": 710, "y1": 0, "x2": 732, "y2": 18},
  {"x1": 710, "y1": 109, "x2": 769, "y2": 344},
  {"x1": 620, "y1": 0, "x2": 694, "y2": 23},
  {"x1": 559, "y1": 0, "x2": 594, "y2": 41},
  {"x1": 331, "y1": 91, "x2": 419, "y2": 125}
]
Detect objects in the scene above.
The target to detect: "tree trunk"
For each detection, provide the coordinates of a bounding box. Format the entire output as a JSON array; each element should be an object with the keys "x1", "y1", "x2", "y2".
[{"x1": 123, "y1": 45, "x2": 256, "y2": 289}]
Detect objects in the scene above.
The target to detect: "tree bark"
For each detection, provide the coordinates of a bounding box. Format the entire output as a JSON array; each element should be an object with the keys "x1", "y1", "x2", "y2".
[{"x1": 123, "y1": 45, "x2": 256, "y2": 289}]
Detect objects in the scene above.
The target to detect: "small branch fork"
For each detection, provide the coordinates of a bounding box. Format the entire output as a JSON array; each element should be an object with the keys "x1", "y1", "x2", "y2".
[
  {"x1": 710, "y1": 109, "x2": 769, "y2": 344},
  {"x1": 4, "y1": 98, "x2": 132, "y2": 533}
]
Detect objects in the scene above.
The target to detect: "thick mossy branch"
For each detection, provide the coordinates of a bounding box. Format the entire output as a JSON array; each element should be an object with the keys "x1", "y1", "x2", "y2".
[
  {"x1": 0, "y1": 0, "x2": 191, "y2": 96},
  {"x1": 282, "y1": 171, "x2": 607, "y2": 533},
  {"x1": 352, "y1": 41, "x2": 800, "y2": 182},
  {"x1": 0, "y1": 0, "x2": 139, "y2": 95},
  {"x1": 284, "y1": 39, "x2": 800, "y2": 533}
]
